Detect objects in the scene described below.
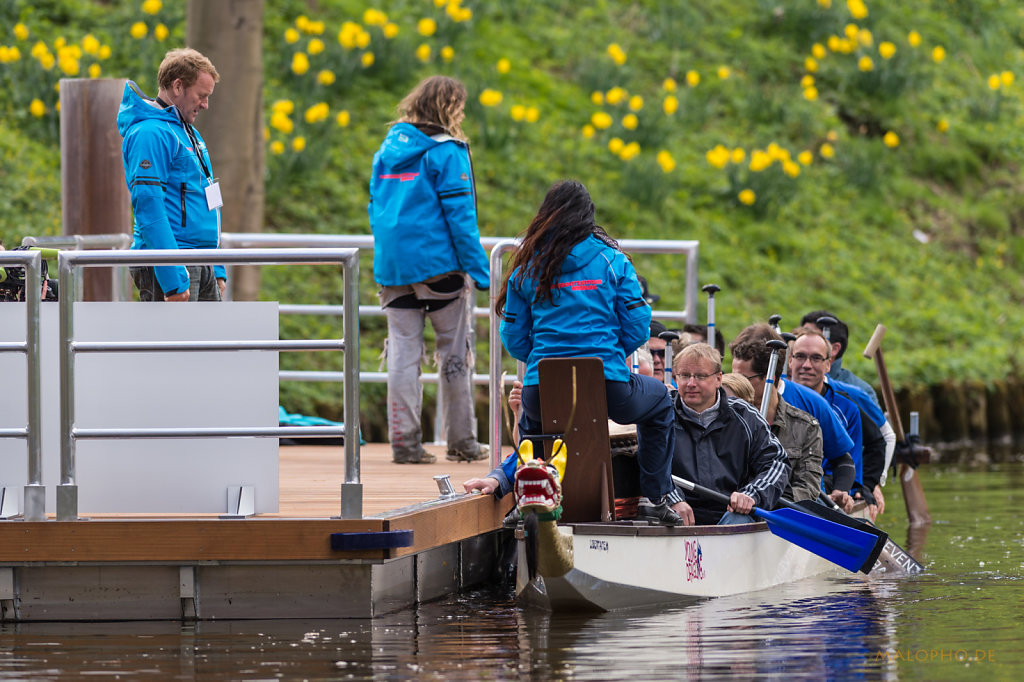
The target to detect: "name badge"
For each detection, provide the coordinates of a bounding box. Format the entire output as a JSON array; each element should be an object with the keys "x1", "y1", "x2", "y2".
[{"x1": 205, "y1": 180, "x2": 223, "y2": 210}]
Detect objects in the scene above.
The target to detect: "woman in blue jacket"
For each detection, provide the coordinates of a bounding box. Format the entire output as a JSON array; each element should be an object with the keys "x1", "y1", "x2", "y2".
[
  {"x1": 369, "y1": 76, "x2": 490, "y2": 465},
  {"x1": 496, "y1": 180, "x2": 684, "y2": 524}
]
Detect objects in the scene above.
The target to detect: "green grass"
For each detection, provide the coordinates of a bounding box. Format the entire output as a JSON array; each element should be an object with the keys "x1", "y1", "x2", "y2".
[{"x1": 3, "y1": 0, "x2": 1024, "y2": 421}]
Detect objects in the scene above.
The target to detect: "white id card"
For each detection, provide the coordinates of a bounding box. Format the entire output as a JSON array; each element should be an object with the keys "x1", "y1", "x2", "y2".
[{"x1": 205, "y1": 180, "x2": 223, "y2": 210}]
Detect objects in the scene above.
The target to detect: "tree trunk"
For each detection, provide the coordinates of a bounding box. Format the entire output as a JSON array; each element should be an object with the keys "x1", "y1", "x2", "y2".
[{"x1": 186, "y1": 0, "x2": 264, "y2": 301}]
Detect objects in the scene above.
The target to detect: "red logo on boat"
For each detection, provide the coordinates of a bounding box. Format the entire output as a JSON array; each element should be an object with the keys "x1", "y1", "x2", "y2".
[{"x1": 685, "y1": 540, "x2": 705, "y2": 582}]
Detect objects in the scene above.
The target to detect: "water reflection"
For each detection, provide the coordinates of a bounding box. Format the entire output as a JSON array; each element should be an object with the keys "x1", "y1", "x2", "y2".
[{"x1": 1, "y1": 461, "x2": 1021, "y2": 680}]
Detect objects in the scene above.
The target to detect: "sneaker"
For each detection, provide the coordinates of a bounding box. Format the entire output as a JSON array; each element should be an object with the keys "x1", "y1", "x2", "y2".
[
  {"x1": 446, "y1": 443, "x2": 490, "y2": 462},
  {"x1": 637, "y1": 499, "x2": 683, "y2": 526},
  {"x1": 393, "y1": 447, "x2": 437, "y2": 464}
]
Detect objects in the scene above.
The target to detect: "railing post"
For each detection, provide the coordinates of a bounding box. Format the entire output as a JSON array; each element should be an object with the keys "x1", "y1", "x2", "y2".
[
  {"x1": 340, "y1": 250, "x2": 362, "y2": 519},
  {"x1": 57, "y1": 252, "x2": 79, "y2": 521}
]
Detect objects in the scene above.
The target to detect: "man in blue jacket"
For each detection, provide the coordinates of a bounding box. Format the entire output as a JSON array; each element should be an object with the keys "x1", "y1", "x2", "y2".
[
  {"x1": 117, "y1": 48, "x2": 225, "y2": 301},
  {"x1": 369, "y1": 76, "x2": 490, "y2": 464}
]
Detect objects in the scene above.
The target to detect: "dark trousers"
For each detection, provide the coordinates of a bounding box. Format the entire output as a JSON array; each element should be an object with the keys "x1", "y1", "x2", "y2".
[
  {"x1": 519, "y1": 373, "x2": 676, "y2": 502},
  {"x1": 131, "y1": 265, "x2": 221, "y2": 302}
]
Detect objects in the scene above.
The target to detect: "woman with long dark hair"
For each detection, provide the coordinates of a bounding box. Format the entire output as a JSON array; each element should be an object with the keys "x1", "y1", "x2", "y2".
[{"x1": 495, "y1": 180, "x2": 687, "y2": 524}]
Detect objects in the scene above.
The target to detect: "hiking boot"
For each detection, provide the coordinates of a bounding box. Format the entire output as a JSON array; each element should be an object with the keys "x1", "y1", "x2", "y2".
[
  {"x1": 446, "y1": 443, "x2": 490, "y2": 462},
  {"x1": 392, "y1": 447, "x2": 437, "y2": 464},
  {"x1": 637, "y1": 498, "x2": 684, "y2": 526}
]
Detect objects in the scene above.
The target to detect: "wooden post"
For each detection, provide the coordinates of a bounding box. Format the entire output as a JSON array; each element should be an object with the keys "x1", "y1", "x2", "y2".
[
  {"x1": 59, "y1": 78, "x2": 132, "y2": 301},
  {"x1": 187, "y1": 0, "x2": 265, "y2": 301}
]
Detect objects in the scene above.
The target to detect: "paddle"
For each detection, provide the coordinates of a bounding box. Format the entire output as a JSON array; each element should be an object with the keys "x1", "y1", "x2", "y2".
[
  {"x1": 702, "y1": 283, "x2": 720, "y2": 352},
  {"x1": 672, "y1": 475, "x2": 885, "y2": 574},
  {"x1": 863, "y1": 324, "x2": 932, "y2": 526}
]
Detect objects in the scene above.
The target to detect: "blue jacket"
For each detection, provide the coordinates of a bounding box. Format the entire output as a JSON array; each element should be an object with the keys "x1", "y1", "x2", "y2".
[
  {"x1": 369, "y1": 123, "x2": 489, "y2": 289},
  {"x1": 500, "y1": 235, "x2": 650, "y2": 385},
  {"x1": 117, "y1": 81, "x2": 223, "y2": 296}
]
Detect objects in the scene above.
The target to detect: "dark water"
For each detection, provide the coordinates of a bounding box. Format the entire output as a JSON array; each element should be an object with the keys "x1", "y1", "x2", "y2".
[{"x1": 1, "y1": 461, "x2": 1021, "y2": 680}]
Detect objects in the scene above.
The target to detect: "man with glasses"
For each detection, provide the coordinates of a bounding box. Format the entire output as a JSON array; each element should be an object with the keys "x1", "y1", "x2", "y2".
[
  {"x1": 668, "y1": 342, "x2": 790, "y2": 525},
  {"x1": 789, "y1": 331, "x2": 870, "y2": 507},
  {"x1": 730, "y1": 323, "x2": 857, "y2": 511},
  {"x1": 647, "y1": 320, "x2": 669, "y2": 382}
]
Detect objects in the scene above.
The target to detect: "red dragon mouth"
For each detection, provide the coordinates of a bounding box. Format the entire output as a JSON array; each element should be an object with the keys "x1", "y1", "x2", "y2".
[{"x1": 515, "y1": 458, "x2": 563, "y2": 513}]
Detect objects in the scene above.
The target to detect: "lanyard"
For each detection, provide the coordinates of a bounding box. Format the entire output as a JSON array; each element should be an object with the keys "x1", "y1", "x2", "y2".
[{"x1": 158, "y1": 96, "x2": 212, "y2": 179}]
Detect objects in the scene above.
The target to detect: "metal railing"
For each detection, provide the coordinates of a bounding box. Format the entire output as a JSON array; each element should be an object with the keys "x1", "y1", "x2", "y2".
[
  {"x1": 55, "y1": 248, "x2": 363, "y2": 520},
  {"x1": 0, "y1": 250, "x2": 45, "y2": 521},
  {"x1": 486, "y1": 238, "x2": 700, "y2": 462},
  {"x1": 22, "y1": 233, "x2": 133, "y2": 301}
]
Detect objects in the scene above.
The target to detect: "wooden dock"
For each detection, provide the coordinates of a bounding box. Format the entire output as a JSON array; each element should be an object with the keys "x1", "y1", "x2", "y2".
[{"x1": 0, "y1": 443, "x2": 513, "y2": 621}]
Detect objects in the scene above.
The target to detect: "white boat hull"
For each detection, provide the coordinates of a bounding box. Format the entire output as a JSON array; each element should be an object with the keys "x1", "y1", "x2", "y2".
[{"x1": 516, "y1": 521, "x2": 839, "y2": 611}]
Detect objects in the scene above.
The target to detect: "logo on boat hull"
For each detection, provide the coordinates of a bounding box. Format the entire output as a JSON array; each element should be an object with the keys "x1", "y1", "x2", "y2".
[{"x1": 685, "y1": 540, "x2": 705, "y2": 582}]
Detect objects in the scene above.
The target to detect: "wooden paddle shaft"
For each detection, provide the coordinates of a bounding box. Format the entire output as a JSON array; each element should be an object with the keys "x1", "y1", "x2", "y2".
[{"x1": 863, "y1": 324, "x2": 906, "y2": 441}]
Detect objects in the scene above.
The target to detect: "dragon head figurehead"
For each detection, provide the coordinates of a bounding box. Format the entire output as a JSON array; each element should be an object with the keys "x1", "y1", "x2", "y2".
[{"x1": 514, "y1": 438, "x2": 566, "y2": 515}]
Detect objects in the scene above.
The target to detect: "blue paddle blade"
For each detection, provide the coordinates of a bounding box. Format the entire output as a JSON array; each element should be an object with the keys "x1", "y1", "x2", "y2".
[{"x1": 754, "y1": 506, "x2": 879, "y2": 573}]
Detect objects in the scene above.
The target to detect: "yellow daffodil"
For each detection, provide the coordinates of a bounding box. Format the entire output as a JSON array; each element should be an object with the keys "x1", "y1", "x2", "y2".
[
  {"x1": 307, "y1": 20, "x2": 325, "y2": 35},
  {"x1": 14, "y1": 23, "x2": 29, "y2": 40},
  {"x1": 581, "y1": 124, "x2": 596, "y2": 139},
  {"x1": 0, "y1": 47, "x2": 18, "y2": 63},
  {"x1": 738, "y1": 189, "x2": 756, "y2": 205},
  {"x1": 663, "y1": 95, "x2": 678, "y2": 115},
  {"x1": 705, "y1": 145, "x2": 730, "y2": 169},
  {"x1": 591, "y1": 111, "x2": 613, "y2": 129},
  {"x1": 29, "y1": 98, "x2": 45, "y2": 117},
  {"x1": 628, "y1": 95, "x2": 643, "y2": 111},
  {"x1": 879, "y1": 42, "x2": 896, "y2": 59},
  {"x1": 812, "y1": 43, "x2": 826, "y2": 59},
  {"x1": 801, "y1": 74, "x2": 815, "y2": 88},
  {"x1": 54, "y1": 37, "x2": 66, "y2": 49},
  {"x1": 619, "y1": 141, "x2": 641, "y2": 161},
  {"x1": 355, "y1": 29, "x2": 371, "y2": 49},
  {"x1": 937, "y1": 118, "x2": 949, "y2": 133},
  {"x1": 820, "y1": 143, "x2": 835, "y2": 158},
  {"x1": 844, "y1": 24, "x2": 859, "y2": 41},
  {"x1": 272, "y1": 99, "x2": 295, "y2": 114},
  {"x1": 805, "y1": 57, "x2": 818, "y2": 73},
  {"x1": 608, "y1": 137, "x2": 625, "y2": 154},
  {"x1": 803, "y1": 86, "x2": 819, "y2": 101},
  {"x1": 285, "y1": 28, "x2": 300, "y2": 44},
  {"x1": 81, "y1": 34, "x2": 99, "y2": 54},
  {"x1": 154, "y1": 23, "x2": 168, "y2": 41},
  {"x1": 292, "y1": 136, "x2": 306, "y2": 152},
  {"x1": 783, "y1": 161, "x2": 801, "y2": 177},
  {"x1": 38, "y1": 52, "x2": 55, "y2": 70},
  {"x1": 497, "y1": 58, "x2": 511, "y2": 74},
  {"x1": 797, "y1": 150, "x2": 813, "y2": 165},
  {"x1": 383, "y1": 23, "x2": 399, "y2": 39},
  {"x1": 988, "y1": 74, "x2": 1001, "y2": 90},
  {"x1": 308, "y1": 38, "x2": 324, "y2": 55},
  {"x1": 827, "y1": 35, "x2": 841, "y2": 52},
  {"x1": 525, "y1": 106, "x2": 539, "y2": 123},
  {"x1": 479, "y1": 89, "x2": 503, "y2": 107},
  {"x1": 731, "y1": 148, "x2": 745, "y2": 164},
  {"x1": 295, "y1": 16, "x2": 310, "y2": 32},
  {"x1": 657, "y1": 150, "x2": 676, "y2": 173},
  {"x1": 88, "y1": 63, "x2": 101, "y2": 78},
  {"x1": 130, "y1": 22, "x2": 147, "y2": 40},
  {"x1": 826, "y1": 130, "x2": 839, "y2": 142},
  {"x1": 749, "y1": 150, "x2": 772, "y2": 172},
  {"x1": 908, "y1": 31, "x2": 921, "y2": 47},
  {"x1": 838, "y1": 39, "x2": 855, "y2": 54},
  {"x1": 847, "y1": 0, "x2": 868, "y2": 20},
  {"x1": 1001, "y1": 71, "x2": 1014, "y2": 86},
  {"x1": 98, "y1": 44, "x2": 111, "y2": 59},
  {"x1": 363, "y1": 9, "x2": 388, "y2": 26},
  {"x1": 441, "y1": 46, "x2": 454, "y2": 62},
  {"x1": 686, "y1": 70, "x2": 700, "y2": 87},
  {"x1": 270, "y1": 111, "x2": 293, "y2": 134},
  {"x1": 338, "y1": 22, "x2": 360, "y2": 49},
  {"x1": 717, "y1": 66, "x2": 731, "y2": 80},
  {"x1": 858, "y1": 56, "x2": 874, "y2": 72},
  {"x1": 858, "y1": 29, "x2": 873, "y2": 48},
  {"x1": 318, "y1": 69, "x2": 336, "y2": 85},
  {"x1": 305, "y1": 102, "x2": 330, "y2": 123},
  {"x1": 336, "y1": 110, "x2": 350, "y2": 127},
  {"x1": 361, "y1": 52, "x2": 374, "y2": 67},
  {"x1": 932, "y1": 46, "x2": 946, "y2": 62},
  {"x1": 415, "y1": 43, "x2": 430, "y2": 62},
  {"x1": 883, "y1": 131, "x2": 899, "y2": 148},
  {"x1": 59, "y1": 56, "x2": 80, "y2": 76},
  {"x1": 510, "y1": 104, "x2": 526, "y2": 122},
  {"x1": 663, "y1": 77, "x2": 677, "y2": 91},
  {"x1": 291, "y1": 52, "x2": 309, "y2": 75},
  {"x1": 270, "y1": 140, "x2": 285, "y2": 155},
  {"x1": 606, "y1": 87, "x2": 627, "y2": 105},
  {"x1": 418, "y1": 18, "x2": 437, "y2": 36},
  {"x1": 622, "y1": 113, "x2": 638, "y2": 130},
  {"x1": 607, "y1": 42, "x2": 627, "y2": 66},
  {"x1": 142, "y1": 0, "x2": 163, "y2": 15},
  {"x1": 591, "y1": 91, "x2": 604, "y2": 105}
]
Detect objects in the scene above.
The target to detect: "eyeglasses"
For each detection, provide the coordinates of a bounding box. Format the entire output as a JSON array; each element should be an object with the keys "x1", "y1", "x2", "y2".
[
  {"x1": 650, "y1": 348, "x2": 665, "y2": 358},
  {"x1": 674, "y1": 371, "x2": 721, "y2": 383},
  {"x1": 791, "y1": 352, "x2": 828, "y2": 365},
  {"x1": 743, "y1": 373, "x2": 765, "y2": 381}
]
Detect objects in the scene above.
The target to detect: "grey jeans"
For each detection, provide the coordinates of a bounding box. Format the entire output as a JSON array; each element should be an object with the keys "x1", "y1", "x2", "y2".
[
  {"x1": 380, "y1": 275, "x2": 478, "y2": 456},
  {"x1": 131, "y1": 265, "x2": 221, "y2": 302}
]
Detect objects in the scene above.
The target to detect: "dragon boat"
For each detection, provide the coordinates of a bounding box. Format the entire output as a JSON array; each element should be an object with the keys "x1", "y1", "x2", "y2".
[{"x1": 510, "y1": 358, "x2": 922, "y2": 613}]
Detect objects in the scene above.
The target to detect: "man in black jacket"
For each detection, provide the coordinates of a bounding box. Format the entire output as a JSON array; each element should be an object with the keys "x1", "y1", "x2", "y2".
[{"x1": 670, "y1": 343, "x2": 791, "y2": 525}]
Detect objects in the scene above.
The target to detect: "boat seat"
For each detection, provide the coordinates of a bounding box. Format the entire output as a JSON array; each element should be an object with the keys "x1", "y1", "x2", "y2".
[{"x1": 537, "y1": 357, "x2": 616, "y2": 523}]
